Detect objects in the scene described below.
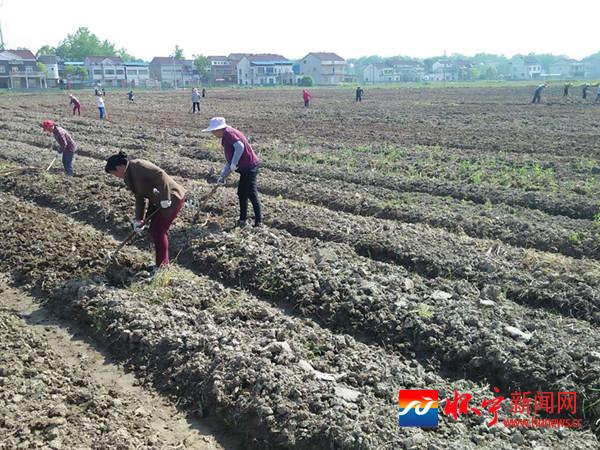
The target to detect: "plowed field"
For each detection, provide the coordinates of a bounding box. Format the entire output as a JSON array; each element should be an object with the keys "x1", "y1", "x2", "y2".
[{"x1": 1, "y1": 86, "x2": 599, "y2": 449}]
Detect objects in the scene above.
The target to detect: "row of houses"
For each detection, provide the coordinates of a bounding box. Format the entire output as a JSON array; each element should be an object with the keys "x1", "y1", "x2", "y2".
[
  {"x1": 0, "y1": 50, "x2": 200, "y2": 89},
  {"x1": 0, "y1": 49, "x2": 355, "y2": 88},
  {"x1": 3, "y1": 49, "x2": 600, "y2": 89},
  {"x1": 362, "y1": 56, "x2": 600, "y2": 83},
  {"x1": 207, "y1": 52, "x2": 353, "y2": 85},
  {"x1": 509, "y1": 56, "x2": 588, "y2": 80}
]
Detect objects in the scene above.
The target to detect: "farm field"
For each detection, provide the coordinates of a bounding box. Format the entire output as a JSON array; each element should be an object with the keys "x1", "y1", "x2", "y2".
[{"x1": 0, "y1": 86, "x2": 599, "y2": 449}]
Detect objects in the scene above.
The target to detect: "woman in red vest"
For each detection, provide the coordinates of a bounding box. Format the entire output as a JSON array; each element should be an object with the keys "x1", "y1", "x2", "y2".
[{"x1": 202, "y1": 117, "x2": 263, "y2": 227}]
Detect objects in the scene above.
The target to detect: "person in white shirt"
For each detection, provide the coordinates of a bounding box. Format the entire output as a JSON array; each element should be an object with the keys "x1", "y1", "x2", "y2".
[{"x1": 96, "y1": 95, "x2": 106, "y2": 119}]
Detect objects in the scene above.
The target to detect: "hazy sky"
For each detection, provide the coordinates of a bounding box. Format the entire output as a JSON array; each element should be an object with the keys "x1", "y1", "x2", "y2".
[{"x1": 2, "y1": 0, "x2": 599, "y2": 60}]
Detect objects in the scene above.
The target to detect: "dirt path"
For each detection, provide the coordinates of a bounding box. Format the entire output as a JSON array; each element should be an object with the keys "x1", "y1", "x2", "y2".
[{"x1": 0, "y1": 273, "x2": 237, "y2": 450}]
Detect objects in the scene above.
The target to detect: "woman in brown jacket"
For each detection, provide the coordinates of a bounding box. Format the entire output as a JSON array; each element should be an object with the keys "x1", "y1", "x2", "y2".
[{"x1": 105, "y1": 151, "x2": 185, "y2": 269}]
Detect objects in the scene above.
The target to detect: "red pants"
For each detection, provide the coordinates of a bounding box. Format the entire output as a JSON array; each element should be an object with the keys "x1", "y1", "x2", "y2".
[
  {"x1": 148, "y1": 198, "x2": 184, "y2": 267},
  {"x1": 73, "y1": 105, "x2": 80, "y2": 115}
]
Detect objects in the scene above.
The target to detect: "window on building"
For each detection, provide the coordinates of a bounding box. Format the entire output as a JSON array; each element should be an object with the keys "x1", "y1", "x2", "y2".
[
  {"x1": 93, "y1": 69, "x2": 102, "y2": 75},
  {"x1": 116, "y1": 69, "x2": 124, "y2": 75},
  {"x1": 128, "y1": 69, "x2": 138, "y2": 75},
  {"x1": 0, "y1": 66, "x2": 5, "y2": 73},
  {"x1": 105, "y1": 69, "x2": 115, "y2": 75},
  {"x1": 138, "y1": 69, "x2": 148, "y2": 76}
]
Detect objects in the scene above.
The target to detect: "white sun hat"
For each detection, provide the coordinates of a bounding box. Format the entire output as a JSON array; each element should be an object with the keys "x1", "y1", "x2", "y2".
[{"x1": 202, "y1": 117, "x2": 228, "y2": 132}]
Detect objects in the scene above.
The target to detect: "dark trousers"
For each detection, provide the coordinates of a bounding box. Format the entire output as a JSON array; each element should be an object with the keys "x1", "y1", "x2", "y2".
[
  {"x1": 193, "y1": 102, "x2": 200, "y2": 113},
  {"x1": 72, "y1": 105, "x2": 80, "y2": 115},
  {"x1": 62, "y1": 152, "x2": 74, "y2": 176},
  {"x1": 356, "y1": 95, "x2": 362, "y2": 102},
  {"x1": 304, "y1": 99, "x2": 310, "y2": 107},
  {"x1": 531, "y1": 93, "x2": 541, "y2": 103},
  {"x1": 238, "y1": 167, "x2": 262, "y2": 224}
]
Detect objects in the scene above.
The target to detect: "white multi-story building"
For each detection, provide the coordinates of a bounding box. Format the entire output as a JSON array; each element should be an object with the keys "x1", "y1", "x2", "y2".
[
  {"x1": 237, "y1": 54, "x2": 294, "y2": 85},
  {"x1": 37, "y1": 55, "x2": 59, "y2": 86},
  {"x1": 299, "y1": 52, "x2": 347, "y2": 85},
  {"x1": 510, "y1": 56, "x2": 542, "y2": 80},
  {"x1": 85, "y1": 56, "x2": 126, "y2": 87},
  {"x1": 124, "y1": 62, "x2": 150, "y2": 87},
  {"x1": 149, "y1": 57, "x2": 194, "y2": 87}
]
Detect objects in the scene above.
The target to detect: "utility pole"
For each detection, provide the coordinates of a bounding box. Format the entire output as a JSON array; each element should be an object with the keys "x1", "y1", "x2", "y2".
[{"x1": 0, "y1": 0, "x2": 5, "y2": 50}]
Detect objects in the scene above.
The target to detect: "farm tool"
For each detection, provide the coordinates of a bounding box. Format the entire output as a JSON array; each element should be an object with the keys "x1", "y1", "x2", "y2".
[
  {"x1": 109, "y1": 208, "x2": 161, "y2": 260},
  {"x1": 46, "y1": 155, "x2": 57, "y2": 171},
  {"x1": 192, "y1": 184, "x2": 221, "y2": 224}
]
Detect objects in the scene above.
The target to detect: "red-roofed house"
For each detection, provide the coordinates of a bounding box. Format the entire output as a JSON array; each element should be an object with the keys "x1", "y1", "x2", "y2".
[
  {"x1": 300, "y1": 52, "x2": 347, "y2": 85},
  {"x1": 149, "y1": 57, "x2": 194, "y2": 87},
  {"x1": 0, "y1": 49, "x2": 46, "y2": 89},
  {"x1": 237, "y1": 54, "x2": 294, "y2": 85},
  {"x1": 85, "y1": 56, "x2": 126, "y2": 86}
]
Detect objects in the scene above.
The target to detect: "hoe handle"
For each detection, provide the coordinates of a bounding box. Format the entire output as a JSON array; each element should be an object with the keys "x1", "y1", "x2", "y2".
[
  {"x1": 192, "y1": 185, "x2": 220, "y2": 224},
  {"x1": 111, "y1": 207, "x2": 161, "y2": 259}
]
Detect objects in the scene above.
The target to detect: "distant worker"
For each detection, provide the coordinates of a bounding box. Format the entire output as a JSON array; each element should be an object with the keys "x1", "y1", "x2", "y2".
[
  {"x1": 191, "y1": 88, "x2": 201, "y2": 114},
  {"x1": 96, "y1": 94, "x2": 106, "y2": 119},
  {"x1": 582, "y1": 84, "x2": 589, "y2": 99},
  {"x1": 355, "y1": 86, "x2": 364, "y2": 102},
  {"x1": 595, "y1": 85, "x2": 600, "y2": 103},
  {"x1": 531, "y1": 83, "x2": 547, "y2": 104},
  {"x1": 202, "y1": 88, "x2": 206, "y2": 98},
  {"x1": 94, "y1": 83, "x2": 102, "y2": 96},
  {"x1": 202, "y1": 117, "x2": 263, "y2": 228},
  {"x1": 41, "y1": 120, "x2": 77, "y2": 176},
  {"x1": 303, "y1": 89, "x2": 312, "y2": 107},
  {"x1": 563, "y1": 83, "x2": 571, "y2": 97},
  {"x1": 127, "y1": 90, "x2": 135, "y2": 103},
  {"x1": 68, "y1": 93, "x2": 81, "y2": 116},
  {"x1": 104, "y1": 151, "x2": 186, "y2": 270}
]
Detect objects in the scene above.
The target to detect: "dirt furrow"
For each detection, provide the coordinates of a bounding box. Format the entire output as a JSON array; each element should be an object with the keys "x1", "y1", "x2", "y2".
[
  {"x1": 0, "y1": 276, "x2": 230, "y2": 450},
  {"x1": 1, "y1": 170, "x2": 599, "y2": 429},
  {"x1": 6, "y1": 192, "x2": 585, "y2": 449},
  {"x1": 2, "y1": 146, "x2": 598, "y2": 327},
  {"x1": 2, "y1": 121, "x2": 600, "y2": 260}
]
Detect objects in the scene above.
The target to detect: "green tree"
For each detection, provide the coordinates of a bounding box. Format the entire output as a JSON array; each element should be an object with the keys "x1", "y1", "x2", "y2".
[
  {"x1": 118, "y1": 48, "x2": 142, "y2": 62},
  {"x1": 298, "y1": 76, "x2": 313, "y2": 86},
  {"x1": 36, "y1": 62, "x2": 47, "y2": 76},
  {"x1": 64, "y1": 65, "x2": 89, "y2": 79},
  {"x1": 481, "y1": 66, "x2": 498, "y2": 80},
  {"x1": 171, "y1": 45, "x2": 184, "y2": 60},
  {"x1": 53, "y1": 27, "x2": 117, "y2": 60},
  {"x1": 192, "y1": 54, "x2": 210, "y2": 80},
  {"x1": 36, "y1": 45, "x2": 56, "y2": 57}
]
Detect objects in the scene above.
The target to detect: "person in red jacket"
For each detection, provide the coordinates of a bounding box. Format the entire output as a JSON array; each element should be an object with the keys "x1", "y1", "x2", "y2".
[
  {"x1": 41, "y1": 119, "x2": 77, "y2": 176},
  {"x1": 303, "y1": 89, "x2": 312, "y2": 107},
  {"x1": 68, "y1": 94, "x2": 81, "y2": 116},
  {"x1": 202, "y1": 117, "x2": 263, "y2": 227}
]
